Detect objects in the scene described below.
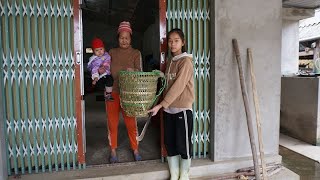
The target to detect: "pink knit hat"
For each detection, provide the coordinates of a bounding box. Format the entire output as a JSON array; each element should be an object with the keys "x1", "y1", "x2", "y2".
[{"x1": 117, "y1": 21, "x2": 132, "y2": 35}]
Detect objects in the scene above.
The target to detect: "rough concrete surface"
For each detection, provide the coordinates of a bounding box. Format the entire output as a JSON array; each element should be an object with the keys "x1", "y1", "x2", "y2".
[
  {"x1": 280, "y1": 77, "x2": 320, "y2": 145},
  {"x1": 282, "y1": 20, "x2": 299, "y2": 76},
  {"x1": 7, "y1": 155, "x2": 300, "y2": 180},
  {"x1": 280, "y1": 133, "x2": 320, "y2": 163},
  {"x1": 214, "y1": 0, "x2": 282, "y2": 161}
]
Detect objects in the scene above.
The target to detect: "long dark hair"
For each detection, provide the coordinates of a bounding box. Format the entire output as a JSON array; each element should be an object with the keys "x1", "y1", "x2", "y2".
[{"x1": 167, "y1": 28, "x2": 186, "y2": 53}]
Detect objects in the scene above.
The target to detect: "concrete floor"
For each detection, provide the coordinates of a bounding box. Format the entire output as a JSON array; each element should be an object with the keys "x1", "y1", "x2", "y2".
[
  {"x1": 280, "y1": 133, "x2": 320, "y2": 163},
  {"x1": 84, "y1": 92, "x2": 161, "y2": 165},
  {"x1": 280, "y1": 145, "x2": 320, "y2": 180},
  {"x1": 8, "y1": 154, "x2": 299, "y2": 180},
  {"x1": 279, "y1": 133, "x2": 320, "y2": 179}
]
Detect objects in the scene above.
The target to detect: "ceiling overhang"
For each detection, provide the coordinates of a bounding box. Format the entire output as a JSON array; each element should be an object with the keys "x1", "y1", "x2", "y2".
[
  {"x1": 283, "y1": 0, "x2": 320, "y2": 9},
  {"x1": 81, "y1": 0, "x2": 157, "y2": 33}
]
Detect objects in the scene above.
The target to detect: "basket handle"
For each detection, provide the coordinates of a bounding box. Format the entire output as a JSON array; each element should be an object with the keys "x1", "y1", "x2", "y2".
[{"x1": 151, "y1": 70, "x2": 166, "y2": 106}]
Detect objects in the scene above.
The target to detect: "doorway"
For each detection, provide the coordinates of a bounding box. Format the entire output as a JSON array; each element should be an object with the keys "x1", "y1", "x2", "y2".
[{"x1": 81, "y1": 0, "x2": 161, "y2": 165}]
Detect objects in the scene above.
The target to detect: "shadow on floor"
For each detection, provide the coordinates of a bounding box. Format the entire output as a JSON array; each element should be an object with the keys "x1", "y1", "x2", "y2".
[
  {"x1": 84, "y1": 92, "x2": 161, "y2": 166},
  {"x1": 280, "y1": 146, "x2": 320, "y2": 180}
]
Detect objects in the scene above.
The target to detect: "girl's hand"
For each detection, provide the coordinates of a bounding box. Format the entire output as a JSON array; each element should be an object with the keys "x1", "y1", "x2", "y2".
[{"x1": 148, "y1": 104, "x2": 163, "y2": 116}]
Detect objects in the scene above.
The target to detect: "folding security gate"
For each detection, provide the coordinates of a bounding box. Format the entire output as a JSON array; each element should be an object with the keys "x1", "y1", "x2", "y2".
[
  {"x1": 0, "y1": 0, "x2": 83, "y2": 175},
  {"x1": 0, "y1": 0, "x2": 211, "y2": 176},
  {"x1": 166, "y1": 0, "x2": 211, "y2": 158}
]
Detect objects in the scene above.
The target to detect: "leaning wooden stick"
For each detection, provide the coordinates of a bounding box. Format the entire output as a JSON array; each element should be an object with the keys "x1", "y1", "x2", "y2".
[
  {"x1": 214, "y1": 164, "x2": 282, "y2": 180},
  {"x1": 248, "y1": 48, "x2": 268, "y2": 180},
  {"x1": 237, "y1": 163, "x2": 281, "y2": 173},
  {"x1": 232, "y1": 39, "x2": 261, "y2": 180}
]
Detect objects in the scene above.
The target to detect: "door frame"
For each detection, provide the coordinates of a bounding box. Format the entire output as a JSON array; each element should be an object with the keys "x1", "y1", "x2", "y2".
[
  {"x1": 73, "y1": 0, "x2": 168, "y2": 164},
  {"x1": 210, "y1": 0, "x2": 215, "y2": 161},
  {"x1": 159, "y1": 0, "x2": 167, "y2": 159},
  {"x1": 73, "y1": 0, "x2": 85, "y2": 164}
]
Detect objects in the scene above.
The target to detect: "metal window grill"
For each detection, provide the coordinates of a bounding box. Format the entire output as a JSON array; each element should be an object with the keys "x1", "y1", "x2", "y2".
[
  {"x1": 0, "y1": 0, "x2": 82, "y2": 175},
  {"x1": 166, "y1": 0, "x2": 211, "y2": 159}
]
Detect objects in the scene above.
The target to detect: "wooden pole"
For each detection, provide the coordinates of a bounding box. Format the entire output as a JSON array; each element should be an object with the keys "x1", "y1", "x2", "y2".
[
  {"x1": 247, "y1": 48, "x2": 268, "y2": 180},
  {"x1": 232, "y1": 39, "x2": 261, "y2": 180}
]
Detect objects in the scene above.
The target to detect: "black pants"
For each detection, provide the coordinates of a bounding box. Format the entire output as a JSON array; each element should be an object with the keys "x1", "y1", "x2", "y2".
[
  {"x1": 95, "y1": 75, "x2": 113, "y2": 90},
  {"x1": 164, "y1": 110, "x2": 193, "y2": 159}
]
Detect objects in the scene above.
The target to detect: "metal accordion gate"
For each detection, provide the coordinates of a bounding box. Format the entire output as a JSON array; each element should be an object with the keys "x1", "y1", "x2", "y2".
[
  {"x1": 0, "y1": 0, "x2": 212, "y2": 176},
  {"x1": 166, "y1": 0, "x2": 211, "y2": 158},
  {"x1": 0, "y1": 0, "x2": 82, "y2": 175}
]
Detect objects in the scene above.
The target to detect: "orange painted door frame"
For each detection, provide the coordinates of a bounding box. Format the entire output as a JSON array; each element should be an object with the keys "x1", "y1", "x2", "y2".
[
  {"x1": 73, "y1": 0, "x2": 85, "y2": 164},
  {"x1": 159, "y1": 0, "x2": 167, "y2": 158},
  {"x1": 73, "y1": 0, "x2": 168, "y2": 163}
]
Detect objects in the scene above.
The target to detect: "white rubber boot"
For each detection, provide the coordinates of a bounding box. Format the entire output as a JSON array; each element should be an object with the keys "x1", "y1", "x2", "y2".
[
  {"x1": 179, "y1": 158, "x2": 191, "y2": 180},
  {"x1": 167, "y1": 155, "x2": 180, "y2": 180}
]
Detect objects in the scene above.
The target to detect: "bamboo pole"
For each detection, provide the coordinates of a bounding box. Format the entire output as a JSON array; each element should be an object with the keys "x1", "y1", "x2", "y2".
[
  {"x1": 247, "y1": 48, "x2": 268, "y2": 179},
  {"x1": 213, "y1": 164, "x2": 281, "y2": 180},
  {"x1": 232, "y1": 39, "x2": 261, "y2": 180}
]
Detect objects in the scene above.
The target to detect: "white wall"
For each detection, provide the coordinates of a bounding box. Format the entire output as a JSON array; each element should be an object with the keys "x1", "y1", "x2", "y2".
[
  {"x1": 214, "y1": 0, "x2": 282, "y2": 161},
  {"x1": 281, "y1": 20, "x2": 299, "y2": 76}
]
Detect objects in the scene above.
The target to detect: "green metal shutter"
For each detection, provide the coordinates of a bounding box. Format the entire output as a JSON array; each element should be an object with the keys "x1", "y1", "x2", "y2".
[
  {"x1": 0, "y1": 0, "x2": 81, "y2": 175},
  {"x1": 166, "y1": 0, "x2": 210, "y2": 158}
]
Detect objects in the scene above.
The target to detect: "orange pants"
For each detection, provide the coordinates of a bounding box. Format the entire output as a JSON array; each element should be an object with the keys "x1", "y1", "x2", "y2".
[{"x1": 106, "y1": 92, "x2": 138, "y2": 150}]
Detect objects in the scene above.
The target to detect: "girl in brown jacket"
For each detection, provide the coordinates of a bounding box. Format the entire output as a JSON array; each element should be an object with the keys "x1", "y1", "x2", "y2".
[{"x1": 149, "y1": 28, "x2": 194, "y2": 180}]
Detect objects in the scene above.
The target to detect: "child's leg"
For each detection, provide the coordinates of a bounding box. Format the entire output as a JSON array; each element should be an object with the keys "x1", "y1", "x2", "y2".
[
  {"x1": 105, "y1": 75, "x2": 114, "y2": 101},
  {"x1": 104, "y1": 75, "x2": 114, "y2": 88},
  {"x1": 101, "y1": 75, "x2": 114, "y2": 101}
]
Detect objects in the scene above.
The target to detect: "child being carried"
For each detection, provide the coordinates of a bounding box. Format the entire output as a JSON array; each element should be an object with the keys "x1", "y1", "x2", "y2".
[{"x1": 87, "y1": 38, "x2": 114, "y2": 101}]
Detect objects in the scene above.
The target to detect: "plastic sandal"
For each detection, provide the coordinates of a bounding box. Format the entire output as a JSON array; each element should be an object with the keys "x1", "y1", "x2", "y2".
[
  {"x1": 134, "y1": 153, "x2": 142, "y2": 161},
  {"x1": 109, "y1": 155, "x2": 119, "y2": 163}
]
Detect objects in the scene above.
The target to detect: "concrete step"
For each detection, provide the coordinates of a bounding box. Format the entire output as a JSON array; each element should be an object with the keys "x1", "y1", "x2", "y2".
[
  {"x1": 280, "y1": 133, "x2": 320, "y2": 163},
  {"x1": 8, "y1": 155, "x2": 299, "y2": 180}
]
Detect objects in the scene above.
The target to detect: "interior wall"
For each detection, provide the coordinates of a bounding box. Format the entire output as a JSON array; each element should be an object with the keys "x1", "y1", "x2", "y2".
[
  {"x1": 83, "y1": 21, "x2": 118, "y2": 52},
  {"x1": 142, "y1": 22, "x2": 160, "y2": 71},
  {"x1": 281, "y1": 20, "x2": 299, "y2": 76},
  {"x1": 213, "y1": 0, "x2": 282, "y2": 161},
  {"x1": 143, "y1": 24, "x2": 160, "y2": 61}
]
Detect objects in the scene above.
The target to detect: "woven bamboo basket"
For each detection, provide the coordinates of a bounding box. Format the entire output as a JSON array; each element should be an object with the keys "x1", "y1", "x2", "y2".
[{"x1": 119, "y1": 70, "x2": 166, "y2": 117}]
